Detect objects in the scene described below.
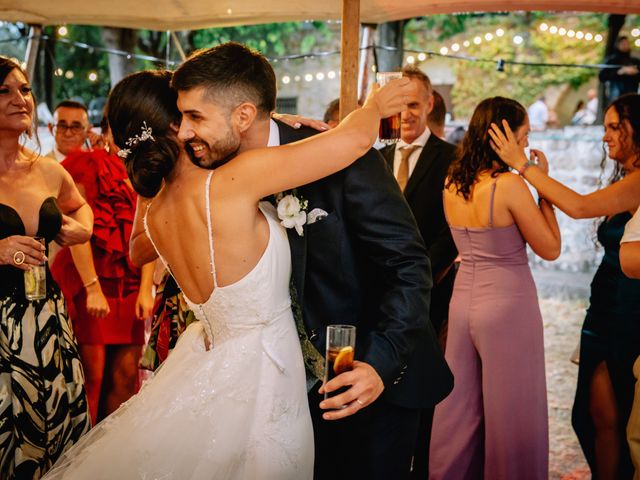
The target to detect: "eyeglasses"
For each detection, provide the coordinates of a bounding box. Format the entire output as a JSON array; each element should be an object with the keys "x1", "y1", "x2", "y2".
[{"x1": 53, "y1": 123, "x2": 87, "y2": 135}]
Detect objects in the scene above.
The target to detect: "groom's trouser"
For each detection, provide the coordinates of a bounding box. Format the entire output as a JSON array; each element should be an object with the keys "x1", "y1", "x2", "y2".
[{"x1": 308, "y1": 384, "x2": 420, "y2": 480}]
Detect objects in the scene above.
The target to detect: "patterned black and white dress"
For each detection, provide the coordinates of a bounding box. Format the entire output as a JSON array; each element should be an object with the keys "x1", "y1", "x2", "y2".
[{"x1": 0, "y1": 197, "x2": 90, "y2": 479}]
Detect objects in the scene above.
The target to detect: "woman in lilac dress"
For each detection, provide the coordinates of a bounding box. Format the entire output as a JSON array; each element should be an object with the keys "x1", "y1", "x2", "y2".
[{"x1": 429, "y1": 97, "x2": 561, "y2": 479}]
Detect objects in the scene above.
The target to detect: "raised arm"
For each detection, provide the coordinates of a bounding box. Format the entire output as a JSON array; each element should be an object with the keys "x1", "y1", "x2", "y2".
[
  {"x1": 489, "y1": 120, "x2": 640, "y2": 219},
  {"x1": 220, "y1": 78, "x2": 414, "y2": 201},
  {"x1": 501, "y1": 173, "x2": 561, "y2": 260}
]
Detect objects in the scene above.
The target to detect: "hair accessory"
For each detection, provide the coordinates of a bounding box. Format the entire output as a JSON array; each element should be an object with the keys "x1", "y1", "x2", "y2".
[{"x1": 116, "y1": 121, "x2": 155, "y2": 159}]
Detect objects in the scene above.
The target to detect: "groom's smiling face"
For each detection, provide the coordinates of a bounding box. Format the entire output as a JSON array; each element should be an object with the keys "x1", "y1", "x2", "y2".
[{"x1": 177, "y1": 86, "x2": 241, "y2": 169}]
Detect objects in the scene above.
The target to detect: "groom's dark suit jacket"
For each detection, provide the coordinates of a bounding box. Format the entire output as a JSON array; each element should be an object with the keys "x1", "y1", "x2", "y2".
[
  {"x1": 380, "y1": 134, "x2": 459, "y2": 334},
  {"x1": 277, "y1": 121, "x2": 453, "y2": 409}
]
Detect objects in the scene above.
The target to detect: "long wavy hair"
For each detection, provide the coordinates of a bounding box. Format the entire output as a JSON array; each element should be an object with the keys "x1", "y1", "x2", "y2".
[
  {"x1": 447, "y1": 96, "x2": 527, "y2": 200},
  {"x1": 599, "y1": 93, "x2": 640, "y2": 186}
]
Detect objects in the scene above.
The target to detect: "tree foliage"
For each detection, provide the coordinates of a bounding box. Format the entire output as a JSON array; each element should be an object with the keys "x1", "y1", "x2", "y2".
[{"x1": 404, "y1": 13, "x2": 615, "y2": 119}]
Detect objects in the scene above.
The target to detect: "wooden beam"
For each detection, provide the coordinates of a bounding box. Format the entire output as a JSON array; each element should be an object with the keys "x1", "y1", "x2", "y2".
[
  {"x1": 24, "y1": 25, "x2": 42, "y2": 82},
  {"x1": 339, "y1": 0, "x2": 360, "y2": 120}
]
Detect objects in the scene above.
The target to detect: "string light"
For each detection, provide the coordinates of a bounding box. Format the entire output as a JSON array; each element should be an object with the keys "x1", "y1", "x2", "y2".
[
  {"x1": 304, "y1": 73, "x2": 313, "y2": 82},
  {"x1": 88, "y1": 71, "x2": 98, "y2": 82},
  {"x1": 576, "y1": 31, "x2": 584, "y2": 39},
  {"x1": 513, "y1": 35, "x2": 524, "y2": 45},
  {"x1": 440, "y1": 47, "x2": 448, "y2": 55},
  {"x1": 496, "y1": 28, "x2": 505, "y2": 37},
  {"x1": 315, "y1": 72, "x2": 324, "y2": 80},
  {"x1": 417, "y1": 52, "x2": 427, "y2": 61},
  {"x1": 294, "y1": 75, "x2": 301, "y2": 82},
  {"x1": 595, "y1": 34, "x2": 603, "y2": 42},
  {"x1": 585, "y1": 33, "x2": 593, "y2": 41},
  {"x1": 282, "y1": 75, "x2": 290, "y2": 84},
  {"x1": 636, "y1": 39, "x2": 640, "y2": 48},
  {"x1": 632, "y1": 28, "x2": 640, "y2": 37},
  {"x1": 57, "y1": 26, "x2": 68, "y2": 36},
  {"x1": 451, "y1": 43, "x2": 460, "y2": 52},
  {"x1": 484, "y1": 33, "x2": 493, "y2": 41},
  {"x1": 473, "y1": 36, "x2": 482, "y2": 45},
  {"x1": 567, "y1": 30, "x2": 575, "y2": 38},
  {"x1": 327, "y1": 70, "x2": 336, "y2": 79},
  {"x1": 549, "y1": 26, "x2": 558, "y2": 34},
  {"x1": 539, "y1": 23, "x2": 549, "y2": 32},
  {"x1": 558, "y1": 27, "x2": 567, "y2": 36},
  {"x1": 406, "y1": 55, "x2": 415, "y2": 64},
  {"x1": 64, "y1": 70, "x2": 74, "y2": 79}
]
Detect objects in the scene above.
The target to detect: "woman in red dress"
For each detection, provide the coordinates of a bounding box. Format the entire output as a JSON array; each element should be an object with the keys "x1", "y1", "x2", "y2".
[{"x1": 51, "y1": 129, "x2": 154, "y2": 424}]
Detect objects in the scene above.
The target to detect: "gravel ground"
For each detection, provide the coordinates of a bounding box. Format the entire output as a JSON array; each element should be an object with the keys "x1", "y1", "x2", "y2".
[{"x1": 542, "y1": 297, "x2": 591, "y2": 479}]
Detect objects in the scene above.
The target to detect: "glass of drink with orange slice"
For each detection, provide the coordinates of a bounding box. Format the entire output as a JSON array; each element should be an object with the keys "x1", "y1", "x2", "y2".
[{"x1": 324, "y1": 324, "x2": 356, "y2": 400}]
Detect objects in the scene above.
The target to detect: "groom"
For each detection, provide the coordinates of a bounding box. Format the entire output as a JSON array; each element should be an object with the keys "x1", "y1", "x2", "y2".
[{"x1": 170, "y1": 43, "x2": 453, "y2": 479}]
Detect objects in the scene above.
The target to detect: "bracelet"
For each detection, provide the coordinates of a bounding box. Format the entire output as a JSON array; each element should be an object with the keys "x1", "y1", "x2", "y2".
[
  {"x1": 518, "y1": 160, "x2": 535, "y2": 176},
  {"x1": 83, "y1": 276, "x2": 99, "y2": 289}
]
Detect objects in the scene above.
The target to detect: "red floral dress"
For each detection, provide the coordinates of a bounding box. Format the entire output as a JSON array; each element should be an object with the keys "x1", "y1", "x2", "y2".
[{"x1": 51, "y1": 149, "x2": 145, "y2": 345}]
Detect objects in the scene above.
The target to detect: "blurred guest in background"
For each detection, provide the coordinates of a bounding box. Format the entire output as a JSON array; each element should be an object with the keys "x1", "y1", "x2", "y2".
[
  {"x1": 51, "y1": 118, "x2": 154, "y2": 424},
  {"x1": 600, "y1": 36, "x2": 640, "y2": 103},
  {"x1": 427, "y1": 90, "x2": 446, "y2": 140},
  {"x1": 45, "y1": 101, "x2": 102, "y2": 161},
  {"x1": 528, "y1": 96, "x2": 549, "y2": 131}
]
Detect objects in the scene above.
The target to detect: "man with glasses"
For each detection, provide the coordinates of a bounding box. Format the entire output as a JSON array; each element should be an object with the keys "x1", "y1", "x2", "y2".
[{"x1": 46, "y1": 100, "x2": 98, "y2": 161}]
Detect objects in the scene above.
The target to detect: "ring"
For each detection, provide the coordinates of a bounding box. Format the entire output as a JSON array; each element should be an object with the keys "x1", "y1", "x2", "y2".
[
  {"x1": 13, "y1": 250, "x2": 25, "y2": 265},
  {"x1": 355, "y1": 399, "x2": 364, "y2": 407}
]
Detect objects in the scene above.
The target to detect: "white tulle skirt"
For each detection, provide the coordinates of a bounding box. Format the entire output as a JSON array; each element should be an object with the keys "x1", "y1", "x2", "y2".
[{"x1": 43, "y1": 318, "x2": 314, "y2": 479}]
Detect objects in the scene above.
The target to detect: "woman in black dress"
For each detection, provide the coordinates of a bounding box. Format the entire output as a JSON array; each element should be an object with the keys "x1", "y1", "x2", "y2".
[
  {"x1": 0, "y1": 57, "x2": 93, "y2": 478},
  {"x1": 491, "y1": 93, "x2": 640, "y2": 479}
]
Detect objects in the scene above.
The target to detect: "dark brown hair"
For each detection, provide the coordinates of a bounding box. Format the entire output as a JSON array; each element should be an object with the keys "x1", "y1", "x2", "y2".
[
  {"x1": 447, "y1": 97, "x2": 527, "y2": 200},
  {"x1": 106, "y1": 70, "x2": 181, "y2": 197},
  {"x1": 171, "y1": 42, "x2": 276, "y2": 118},
  {"x1": 600, "y1": 93, "x2": 640, "y2": 185}
]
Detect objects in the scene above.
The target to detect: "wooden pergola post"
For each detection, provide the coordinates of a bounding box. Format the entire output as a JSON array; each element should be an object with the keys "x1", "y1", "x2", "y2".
[{"x1": 339, "y1": 0, "x2": 360, "y2": 120}]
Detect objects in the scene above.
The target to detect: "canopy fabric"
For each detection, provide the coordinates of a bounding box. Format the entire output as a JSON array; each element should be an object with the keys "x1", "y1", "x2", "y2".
[{"x1": 0, "y1": 0, "x2": 638, "y2": 30}]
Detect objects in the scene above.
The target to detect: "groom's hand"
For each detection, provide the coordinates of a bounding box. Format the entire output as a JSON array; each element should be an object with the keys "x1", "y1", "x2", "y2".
[{"x1": 318, "y1": 361, "x2": 384, "y2": 420}]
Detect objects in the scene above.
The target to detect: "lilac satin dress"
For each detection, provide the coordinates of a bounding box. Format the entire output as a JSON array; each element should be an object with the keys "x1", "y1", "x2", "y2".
[{"x1": 429, "y1": 179, "x2": 548, "y2": 479}]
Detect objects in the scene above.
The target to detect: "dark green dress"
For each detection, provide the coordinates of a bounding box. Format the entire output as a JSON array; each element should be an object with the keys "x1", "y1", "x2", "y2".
[{"x1": 572, "y1": 212, "x2": 640, "y2": 478}]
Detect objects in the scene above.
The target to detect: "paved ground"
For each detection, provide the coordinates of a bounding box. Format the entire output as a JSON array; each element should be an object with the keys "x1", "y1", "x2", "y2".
[{"x1": 542, "y1": 297, "x2": 591, "y2": 479}]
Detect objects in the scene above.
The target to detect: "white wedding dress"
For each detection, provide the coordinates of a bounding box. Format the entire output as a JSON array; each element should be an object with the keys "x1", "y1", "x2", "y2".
[{"x1": 44, "y1": 172, "x2": 314, "y2": 479}]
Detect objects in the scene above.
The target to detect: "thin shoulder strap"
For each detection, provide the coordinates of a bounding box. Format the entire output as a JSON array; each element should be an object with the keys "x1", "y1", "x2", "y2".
[
  {"x1": 488, "y1": 178, "x2": 498, "y2": 228},
  {"x1": 204, "y1": 171, "x2": 218, "y2": 288}
]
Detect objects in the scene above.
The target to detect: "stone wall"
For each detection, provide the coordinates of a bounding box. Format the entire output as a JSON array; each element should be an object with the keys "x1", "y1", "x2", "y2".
[{"x1": 527, "y1": 126, "x2": 610, "y2": 298}]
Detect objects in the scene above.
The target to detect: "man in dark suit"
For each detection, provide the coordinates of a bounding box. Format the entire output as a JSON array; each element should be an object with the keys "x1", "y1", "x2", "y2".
[
  {"x1": 170, "y1": 43, "x2": 453, "y2": 480},
  {"x1": 380, "y1": 66, "x2": 459, "y2": 479}
]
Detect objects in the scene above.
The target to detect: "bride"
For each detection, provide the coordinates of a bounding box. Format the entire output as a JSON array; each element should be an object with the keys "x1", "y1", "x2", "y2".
[{"x1": 43, "y1": 70, "x2": 412, "y2": 479}]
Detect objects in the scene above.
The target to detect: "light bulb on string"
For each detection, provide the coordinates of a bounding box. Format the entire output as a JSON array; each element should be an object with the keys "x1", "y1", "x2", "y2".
[
  {"x1": 88, "y1": 71, "x2": 98, "y2": 82},
  {"x1": 304, "y1": 73, "x2": 313, "y2": 82},
  {"x1": 463, "y1": 40, "x2": 470, "y2": 47},
  {"x1": 417, "y1": 52, "x2": 427, "y2": 61},
  {"x1": 585, "y1": 33, "x2": 593, "y2": 41},
  {"x1": 327, "y1": 70, "x2": 336, "y2": 79},
  {"x1": 473, "y1": 36, "x2": 482, "y2": 45},
  {"x1": 451, "y1": 43, "x2": 460, "y2": 52},
  {"x1": 65, "y1": 70, "x2": 74, "y2": 79},
  {"x1": 58, "y1": 26, "x2": 68, "y2": 36},
  {"x1": 549, "y1": 26, "x2": 558, "y2": 34},
  {"x1": 282, "y1": 75, "x2": 291, "y2": 84},
  {"x1": 576, "y1": 31, "x2": 584, "y2": 40},
  {"x1": 539, "y1": 23, "x2": 548, "y2": 32},
  {"x1": 513, "y1": 35, "x2": 524, "y2": 45},
  {"x1": 406, "y1": 55, "x2": 415, "y2": 64},
  {"x1": 439, "y1": 47, "x2": 448, "y2": 55},
  {"x1": 567, "y1": 30, "x2": 575, "y2": 38},
  {"x1": 484, "y1": 33, "x2": 493, "y2": 41},
  {"x1": 496, "y1": 28, "x2": 505, "y2": 37}
]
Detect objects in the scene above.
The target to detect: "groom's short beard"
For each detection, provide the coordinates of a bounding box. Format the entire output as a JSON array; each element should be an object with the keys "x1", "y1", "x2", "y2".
[{"x1": 186, "y1": 143, "x2": 239, "y2": 170}]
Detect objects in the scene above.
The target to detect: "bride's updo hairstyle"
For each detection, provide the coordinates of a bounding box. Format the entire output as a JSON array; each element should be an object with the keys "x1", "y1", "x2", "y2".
[
  {"x1": 447, "y1": 96, "x2": 527, "y2": 200},
  {"x1": 106, "y1": 70, "x2": 181, "y2": 197}
]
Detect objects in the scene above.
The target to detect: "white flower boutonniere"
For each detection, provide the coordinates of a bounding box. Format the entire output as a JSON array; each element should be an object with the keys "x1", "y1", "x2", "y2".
[{"x1": 276, "y1": 191, "x2": 308, "y2": 236}]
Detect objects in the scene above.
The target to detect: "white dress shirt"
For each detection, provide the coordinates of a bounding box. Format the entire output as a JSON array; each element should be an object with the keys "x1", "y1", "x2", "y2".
[
  {"x1": 268, "y1": 119, "x2": 281, "y2": 147},
  {"x1": 392, "y1": 127, "x2": 431, "y2": 179}
]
